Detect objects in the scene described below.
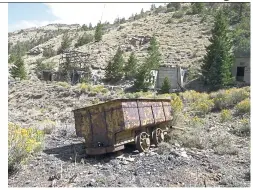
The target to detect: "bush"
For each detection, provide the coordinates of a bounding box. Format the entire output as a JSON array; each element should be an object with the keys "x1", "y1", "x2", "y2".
[
  {"x1": 8, "y1": 123, "x2": 44, "y2": 174},
  {"x1": 39, "y1": 119, "x2": 56, "y2": 134},
  {"x1": 166, "y1": 18, "x2": 174, "y2": 24},
  {"x1": 172, "y1": 11, "x2": 184, "y2": 19},
  {"x1": 235, "y1": 98, "x2": 250, "y2": 115},
  {"x1": 43, "y1": 47, "x2": 56, "y2": 58},
  {"x1": 231, "y1": 118, "x2": 250, "y2": 137},
  {"x1": 191, "y1": 99, "x2": 214, "y2": 116},
  {"x1": 166, "y1": 7, "x2": 175, "y2": 12},
  {"x1": 56, "y1": 81, "x2": 70, "y2": 88},
  {"x1": 74, "y1": 33, "x2": 94, "y2": 48},
  {"x1": 220, "y1": 109, "x2": 232, "y2": 122},
  {"x1": 211, "y1": 90, "x2": 234, "y2": 110},
  {"x1": 171, "y1": 95, "x2": 183, "y2": 125},
  {"x1": 210, "y1": 133, "x2": 238, "y2": 155},
  {"x1": 179, "y1": 125, "x2": 208, "y2": 149},
  {"x1": 79, "y1": 83, "x2": 108, "y2": 94},
  {"x1": 180, "y1": 90, "x2": 209, "y2": 104},
  {"x1": 35, "y1": 60, "x2": 56, "y2": 75}
]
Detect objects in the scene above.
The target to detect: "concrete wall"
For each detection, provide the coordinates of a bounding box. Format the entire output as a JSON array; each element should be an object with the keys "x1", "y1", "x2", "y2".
[
  {"x1": 232, "y1": 57, "x2": 250, "y2": 84},
  {"x1": 156, "y1": 66, "x2": 184, "y2": 90}
]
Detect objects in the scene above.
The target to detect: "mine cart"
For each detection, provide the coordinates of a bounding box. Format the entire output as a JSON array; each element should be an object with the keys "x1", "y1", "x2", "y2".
[{"x1": 73, "y1": 98, "x2": 174, "y2": 155}]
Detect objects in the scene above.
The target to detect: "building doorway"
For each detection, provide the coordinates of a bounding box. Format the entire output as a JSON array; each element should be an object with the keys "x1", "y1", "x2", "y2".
[{"x1": 236, "y1": 67, "x2": 245, "y2": 81}]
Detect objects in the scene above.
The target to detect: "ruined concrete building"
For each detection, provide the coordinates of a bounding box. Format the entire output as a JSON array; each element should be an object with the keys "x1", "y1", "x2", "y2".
[
  {"x1": 232, "y1": 56, "x2": 250, "y2": 84},
  {"x1": 148, "y1": 65, "x2": 186, "y2": 92}
]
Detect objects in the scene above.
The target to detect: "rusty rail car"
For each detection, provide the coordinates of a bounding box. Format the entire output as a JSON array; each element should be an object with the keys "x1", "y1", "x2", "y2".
[{"x1": 73, "y1": 98, "x2": 174, "y2": 155}]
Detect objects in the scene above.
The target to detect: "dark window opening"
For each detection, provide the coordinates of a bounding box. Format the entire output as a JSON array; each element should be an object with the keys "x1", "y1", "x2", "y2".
[{"x1": 236, "y1": 67, "x2": 245, "y2": 81}]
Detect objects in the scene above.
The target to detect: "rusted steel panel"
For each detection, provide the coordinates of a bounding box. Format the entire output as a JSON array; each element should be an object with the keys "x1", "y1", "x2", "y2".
[{"x1": 73, "y1": 98, "x2": 172, "y2": 154}]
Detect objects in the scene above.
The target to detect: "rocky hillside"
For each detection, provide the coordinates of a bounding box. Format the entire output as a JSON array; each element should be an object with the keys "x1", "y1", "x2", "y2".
[{"x1": 8, "y1": 3, "x2": 213, "y2": 78}]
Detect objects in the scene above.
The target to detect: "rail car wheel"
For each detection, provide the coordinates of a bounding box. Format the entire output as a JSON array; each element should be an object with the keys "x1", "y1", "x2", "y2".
[
  {"x1": 135, "y1": 132, "x2": 150, "y2": 153},
  {"x1": 152, "y1": 128, "x2": 164, "y2": 146}
]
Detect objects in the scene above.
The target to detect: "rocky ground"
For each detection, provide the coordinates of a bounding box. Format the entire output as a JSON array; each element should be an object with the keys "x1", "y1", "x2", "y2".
[{"x1": 8, "y1": 80, "x2": 250, "y2": 187}]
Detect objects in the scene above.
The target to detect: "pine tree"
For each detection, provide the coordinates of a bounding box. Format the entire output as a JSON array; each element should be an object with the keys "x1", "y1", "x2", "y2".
[
  {"x1": 124, "y1": 52, "x2": 137, "y2": 79},
  {"x1": 134, "y1": 64, "x2": 152, "y2": 92},
  {"x1": 201, "y1": 10, "x2": 234, "y2": 90},
  {"x1": 94, "y1": 22, "x2": 103, "y2": 42},
  {"x1": 88, "y1": 23, "x2": 93, "y2": 30},
  {"x1": 160, "y1": 77, "x2": 171, "y2": 93},
  {"x1": 133, "y1": 36, "x2": 161, "y2": 91},
  {"x1": 105, "y1": 47, "x2": 124, "y2": 82},
  {"x1": 57, "y1": 33, "x2": 71, "y2": 54},
  {"x1": 146, "y1": 36, "x2": 161, "y2": 70},
  {"x1": 10, "y1": 56, "x2": 27, "y2": 80}
]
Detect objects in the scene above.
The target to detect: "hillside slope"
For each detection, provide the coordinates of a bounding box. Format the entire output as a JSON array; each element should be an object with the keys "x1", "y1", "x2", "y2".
[{"x1": 9, "y1": 4, "x2": 214, "y2": 78}]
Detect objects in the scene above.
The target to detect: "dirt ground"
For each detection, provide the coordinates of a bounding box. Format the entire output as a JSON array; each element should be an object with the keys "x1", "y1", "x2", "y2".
[{"x1": 8, "y1": 123, "x2": 250, "y2": 187}]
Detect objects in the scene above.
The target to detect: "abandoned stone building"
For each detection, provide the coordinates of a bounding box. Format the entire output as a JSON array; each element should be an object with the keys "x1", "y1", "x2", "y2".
[
  {"x1": 232, "y1": 56, "x2": 250, "y2": 84},
  {"x1": 149, "y1": 65, "x2": 186, "y2": 92}
]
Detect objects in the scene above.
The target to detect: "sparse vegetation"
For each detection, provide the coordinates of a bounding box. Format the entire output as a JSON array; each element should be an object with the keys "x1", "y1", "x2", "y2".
[
  {"x1": 56, "y1": 81, "x2": 70, "y2": 88},
  {"x1": 42, "y1": 47, "x2": 56, "y2": 58},
  {"x1": 172, "y1": 11, "x2": 184, "y2": 19},
  {"x1": 75, "y1": 33, "x2": 94, "y2": 48}
]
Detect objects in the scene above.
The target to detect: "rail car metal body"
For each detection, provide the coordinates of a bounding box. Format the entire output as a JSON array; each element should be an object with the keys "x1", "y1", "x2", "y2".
[{"x1": 73, "y1": 98, "x2": 174, "y2": 155}]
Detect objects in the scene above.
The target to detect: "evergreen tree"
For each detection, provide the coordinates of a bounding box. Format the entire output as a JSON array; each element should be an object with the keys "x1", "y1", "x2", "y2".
[
  {"x1": 140, "y1": 8, "x2": 144, "y2": 17},
  {"x1": 160, "y1": 77, "x2": 171, "y2": 93},
  {"x1": 94, "y1": 22, "x2": 103, "y2": 42},
  {"x1": 124, "y1": 52, "x2": 137, "y2": 79},
  {"x1": 134, "y1": 64, "x2": 152, "y2": 92},
  {"x1": 81, "y1": 24, "x2": 89, "y2": 31},
  {"x1": 10, "y1": 56, "x2": 27, "y2": 80},
  {"x1": 57, "y1": 33, "x2": 71, "y2": 54},
  {"x1": 88, "y1": 23, "x2": 93, "y2": 30},
  {"x1": 151, "y1": 4, "x2": 156, "y2": 11},
  {"x1": 201, "y1": 10, "x2": 234, "y2": 89},
  {"x1": 133, "y1": 36, "x2": 161, "y2": 91},
  {"x1": 146, "y1": 36, "x2": 161, "y2": 70},
  {"x1": 105, "y1": 47, "x2": 124, "y2": 82}
]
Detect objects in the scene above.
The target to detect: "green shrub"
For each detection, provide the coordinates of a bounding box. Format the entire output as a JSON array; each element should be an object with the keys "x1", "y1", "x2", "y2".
[
  {"x1": 235, "y1": 98, "x2": 250, "y2": 115},
  {"x1": 43, "y1": 47, "x2": 56, "y2": 58},
  {"x1": 79, "y1": 83, "x2": 108, "y2": 94},
  {"x1": 191, "y1": 99, "x2": 214, "y2": 116},
  {"x1": 74, "y1": 33, "x2": 94, "y2": 48},
  {"x1": 166, "y1": 18, "x2": 174, "y2": 24},
  {"x1": 172, "y1": 11, "x2": 184, "y2": 19},
  {"x1": 210, "y1": 133, "x2": 238, "y2": 155},
  {"x1": 166, "y1": 7, "x2": 175, "y2": 12},
  {"x1": 8, "y1": 123, "x2": 44, "y2": 173},
  {"x1": 56, "y1": 81, "x2": 70, "y2": 88},
  {"x1": 220, "y1": 109, "x2": 232, "y2": 122},
  {"x1": 231, "y1": 118, "x2": 250, "y2": 137}
]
